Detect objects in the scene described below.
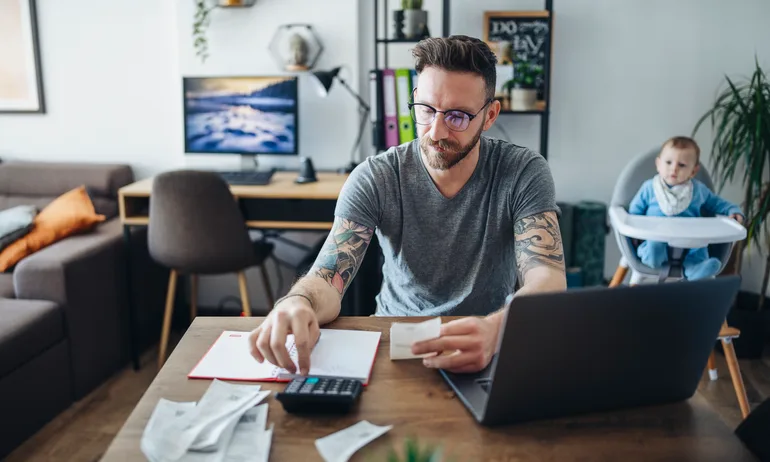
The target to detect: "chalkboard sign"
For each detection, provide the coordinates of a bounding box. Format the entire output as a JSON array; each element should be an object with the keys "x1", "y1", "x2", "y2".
[{"x1": 483, "y1": 11, "x2": 550, "y2": 101}]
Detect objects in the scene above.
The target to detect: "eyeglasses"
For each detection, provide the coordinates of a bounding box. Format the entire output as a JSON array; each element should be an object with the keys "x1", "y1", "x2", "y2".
[{"x1": 407, "y1": 90, "x2": 492, "y2": 132}]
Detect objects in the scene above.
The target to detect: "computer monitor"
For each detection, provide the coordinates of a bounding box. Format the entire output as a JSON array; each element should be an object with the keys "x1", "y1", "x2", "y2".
[{"x1": 182, "y1": 76, "x2": 299, "y2": 160}]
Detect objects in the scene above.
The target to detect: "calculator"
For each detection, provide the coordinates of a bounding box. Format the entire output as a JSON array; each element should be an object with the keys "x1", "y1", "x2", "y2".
[{"x1": 275, "y1": 376, "x2": 363, "y2": 414}]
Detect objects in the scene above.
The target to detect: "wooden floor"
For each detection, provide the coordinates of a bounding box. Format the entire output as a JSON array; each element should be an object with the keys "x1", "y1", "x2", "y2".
[{"x1": 5, "y1": 339, "x2": 770, "y2": 462}]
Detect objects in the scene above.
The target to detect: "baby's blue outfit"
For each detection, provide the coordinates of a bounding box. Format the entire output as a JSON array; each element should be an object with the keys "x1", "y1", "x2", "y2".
[{"x1": 628, "y1": 178, "x2": 742, "y2": 280}]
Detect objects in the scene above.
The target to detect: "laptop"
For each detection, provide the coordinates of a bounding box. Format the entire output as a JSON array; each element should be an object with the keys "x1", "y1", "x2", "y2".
[{"x1": 439, "y1": 276, "x2": 741, "y2": 426}]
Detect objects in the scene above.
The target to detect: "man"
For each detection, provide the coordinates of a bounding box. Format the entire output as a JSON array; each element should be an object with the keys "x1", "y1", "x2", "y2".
[{"x1": 249, "y1": 35, "x2": 566, "y2": 376}]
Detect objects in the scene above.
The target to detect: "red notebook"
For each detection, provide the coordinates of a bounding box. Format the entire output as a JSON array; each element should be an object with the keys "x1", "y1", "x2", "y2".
[{"x1": 188, "y1": 329, "x2": 381, "y2": 385}]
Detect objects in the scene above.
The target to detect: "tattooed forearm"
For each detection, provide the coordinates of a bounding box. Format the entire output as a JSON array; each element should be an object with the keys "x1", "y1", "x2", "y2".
[
  {"x1": 311, "y1": 217, "x2": 374, "y2": 295},
  {"x1": 514, "y1": 211, "x2": 565, "y2": 284}
]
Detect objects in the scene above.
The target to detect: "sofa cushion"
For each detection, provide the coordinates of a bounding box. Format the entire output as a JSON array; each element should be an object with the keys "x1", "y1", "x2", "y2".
[
  {"x1": 0, "y1": 274, "x2": 14, "y2": 298},
  {"x1": 0, "y1": 299, "x2": 63, "y2": 377},
  {"x1": 0, "y1": 186, "x2": 106, "y2": 272},
  {"x1": 0, "y1": 161, "x2": 134, "y2": 219},
  {"x1": 0, "y1": 205, "x2": 37, "y2": 252}
]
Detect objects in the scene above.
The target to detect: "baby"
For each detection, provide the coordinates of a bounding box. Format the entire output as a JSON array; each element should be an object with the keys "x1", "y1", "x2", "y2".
[{"x1": 628, "y1": 136, "x2": 744, "y2": 280}]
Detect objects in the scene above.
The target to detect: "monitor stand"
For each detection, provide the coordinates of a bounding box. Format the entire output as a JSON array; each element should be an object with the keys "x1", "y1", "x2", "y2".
[{"x1": 240, "y1": 154, "x2": 260, "y2": 172}]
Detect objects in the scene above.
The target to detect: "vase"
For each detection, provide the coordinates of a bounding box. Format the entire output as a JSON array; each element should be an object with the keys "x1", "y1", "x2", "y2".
[
  {"x1": 403, "y1": 9, "x2": 428, "y2": 39},
  {"x1": 511, "y1": 88, "x2": 537, "y2": 111},
  {"x1": 392, "y1": 10, "x2": 405, "y2": 39}
]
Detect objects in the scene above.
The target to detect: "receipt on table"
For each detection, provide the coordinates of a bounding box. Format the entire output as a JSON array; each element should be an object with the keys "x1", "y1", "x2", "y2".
[
  {"x1": 389, "y1": 317, "x2": 441, "y2": 360},
  {"x1": 315, "y1": 420, "x2": 393, "y2": 462}
]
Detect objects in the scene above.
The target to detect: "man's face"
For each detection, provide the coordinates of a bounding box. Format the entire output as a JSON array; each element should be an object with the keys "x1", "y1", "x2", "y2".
[
  {"x1": 655, "y1": 144, "x2": 700, "y2": 186},
  {"x1": 414, "y1": 67, "x2": 494, "y2": 170}
]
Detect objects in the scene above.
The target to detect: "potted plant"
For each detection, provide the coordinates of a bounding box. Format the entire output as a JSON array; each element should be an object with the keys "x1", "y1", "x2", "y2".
[
  {"x1": 402, "y1": 0, "x2": 428, "y2": 40},
  {"x1": 192, "y1": 0, "x2": 257, "y2": 63},
  {"x1": 504, "y1": 58, "x2": 542, "y2": 111},
  {"x1": 693, "y1": 56, "x2": 770, "y2": 358}
]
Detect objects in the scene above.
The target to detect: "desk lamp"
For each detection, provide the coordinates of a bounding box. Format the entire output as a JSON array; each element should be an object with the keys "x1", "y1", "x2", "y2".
[{"x1": 312, "y1": 67, "x2": 370, "y2": 174}]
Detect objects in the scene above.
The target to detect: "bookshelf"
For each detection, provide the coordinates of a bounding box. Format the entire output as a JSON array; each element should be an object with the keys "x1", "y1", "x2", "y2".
[{"x1": 372, "y1": 0, "x2": 554, "y2": 160}]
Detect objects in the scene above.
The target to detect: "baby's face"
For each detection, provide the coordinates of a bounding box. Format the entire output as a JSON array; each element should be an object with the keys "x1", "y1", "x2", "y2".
[{"x1": 655, "y1": 145, "x2": 699, "y2": 186}]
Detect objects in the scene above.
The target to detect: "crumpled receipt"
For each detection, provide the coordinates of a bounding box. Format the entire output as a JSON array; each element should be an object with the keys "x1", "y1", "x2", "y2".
[
  {"x1": 315, "y1": 420, "x2": 393, "y2": 462},
  {"x1": 389, "y1": 317, "x2": 441, "y2": 360}
]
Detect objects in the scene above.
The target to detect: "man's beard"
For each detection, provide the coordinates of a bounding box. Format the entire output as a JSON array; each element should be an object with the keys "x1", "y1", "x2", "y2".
[{"x1": 419, "y1": 121, "x2": 484, "y2": 171}]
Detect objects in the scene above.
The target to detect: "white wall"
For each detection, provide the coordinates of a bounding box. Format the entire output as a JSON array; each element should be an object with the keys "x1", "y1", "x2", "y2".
[
  {"x1": 360, "y1": 0, "x2": 770, "y2": 293},
  {"x1": 0, "y1": 0, "x2": 180, "y2": 178}
]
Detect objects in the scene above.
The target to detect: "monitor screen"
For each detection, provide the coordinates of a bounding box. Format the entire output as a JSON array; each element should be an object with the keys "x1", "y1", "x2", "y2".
[{"x1": 183, "y1": 76, "x2": 298, "y2": 155}]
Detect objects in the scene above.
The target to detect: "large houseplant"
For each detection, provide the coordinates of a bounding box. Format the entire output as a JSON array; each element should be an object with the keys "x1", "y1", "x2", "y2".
[{"x1": 693, "y1": 56, "x2": 770, "y2": 357}]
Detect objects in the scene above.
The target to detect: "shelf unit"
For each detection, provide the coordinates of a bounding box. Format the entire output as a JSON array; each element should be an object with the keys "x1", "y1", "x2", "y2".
[{"x1": 372, "y1": 0, "x2": 553, "y2": 160}]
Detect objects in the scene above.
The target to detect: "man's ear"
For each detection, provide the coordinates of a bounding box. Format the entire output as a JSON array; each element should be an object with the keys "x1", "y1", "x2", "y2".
[{"x1": 483, "y1": 99, "x2": 501, "y2": 131}]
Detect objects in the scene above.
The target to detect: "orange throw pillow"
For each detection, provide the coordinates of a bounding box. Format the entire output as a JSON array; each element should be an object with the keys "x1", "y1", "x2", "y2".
[{"x1": 0, "y1": 186, "x2": 106, "y2": 271}]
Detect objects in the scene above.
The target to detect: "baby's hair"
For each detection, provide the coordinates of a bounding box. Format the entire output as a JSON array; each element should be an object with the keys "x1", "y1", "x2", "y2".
[{"x1": 661, "y1": 136, "x2": 701, "y2": 164}]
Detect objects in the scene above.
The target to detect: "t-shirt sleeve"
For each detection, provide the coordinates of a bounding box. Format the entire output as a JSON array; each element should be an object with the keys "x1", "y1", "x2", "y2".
[
  {"x1": 333, "y1": 159, "x2": 382, "y2": 230},
  {"x1": 509, "y1": 153, "x2": 559, "y2": 225}
]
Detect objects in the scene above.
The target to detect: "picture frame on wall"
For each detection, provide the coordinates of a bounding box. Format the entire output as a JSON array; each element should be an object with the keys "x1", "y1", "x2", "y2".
[
  {"x1": 483, "y1": 10, "x2": 551, "y2": 105},
  {"x1": 0, "y1": 0, "x2": 45, "y2": 113}
]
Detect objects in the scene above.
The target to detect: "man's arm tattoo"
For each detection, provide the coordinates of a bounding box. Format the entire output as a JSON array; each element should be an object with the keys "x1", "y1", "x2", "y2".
[
  {"x1": 311, "y1": 217, "x2": 374, "y2": 295},
  {"x1": 514, "y1": 211, "x2": 565, "y2": 284}
]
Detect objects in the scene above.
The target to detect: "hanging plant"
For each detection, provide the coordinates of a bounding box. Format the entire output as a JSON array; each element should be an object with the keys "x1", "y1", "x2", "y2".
[{"x1": 193, "y1": 0, "x2": 217, "y2": 63}]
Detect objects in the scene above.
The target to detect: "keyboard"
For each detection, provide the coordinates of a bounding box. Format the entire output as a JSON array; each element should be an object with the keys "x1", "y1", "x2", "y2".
[{"x1": 217, "y1": 169, "x2": 275, "y2": 186}]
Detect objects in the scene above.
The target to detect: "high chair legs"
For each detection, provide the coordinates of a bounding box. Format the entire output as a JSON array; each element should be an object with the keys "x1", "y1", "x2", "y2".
[
  {"x1": 707, "y1": 350, "x2": 718, "y2": 381},
  {"x1": 609, "y1": 265, "x2": 628, "y2": 287},
  {"x1": 722, "y1": 337, "x2": 751, "y2": 419},
  {"x1": 710, "y1": 323, "x2": 751, "y2": 419}
]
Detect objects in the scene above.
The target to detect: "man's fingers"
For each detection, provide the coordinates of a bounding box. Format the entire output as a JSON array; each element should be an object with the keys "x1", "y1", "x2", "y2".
[
  {"x1": 270, "y1": 317, "x2": 296, "y2": 373},
  {"x1": 291, "y1": 315, "x2": 312, "y2": 376},
  {"x1": 248, "y1": 325, "x2": 264, "y2": 362},
  {"x1": 422, "y1": 350, "x2": 477, "y2": 371},
  {"x1": 412, "y1": 335, "x2": 478, "y2": 356},
  {"x1": 256, "y1": 323, "x2": 279, "y2": 368},
  {"x1": 439, "y1": 318, "x2": 480, "y2": 336}
]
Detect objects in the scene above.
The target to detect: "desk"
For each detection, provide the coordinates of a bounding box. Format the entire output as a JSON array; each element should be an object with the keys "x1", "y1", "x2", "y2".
[
  {"x1": 101, "y1": 317, "x2": 756, "y2": 462},
  {"x1": 119, "y1": 172, "x2": 348, "y2": 230},
  {"x1": 118, "y1": 172, "x2": 382, "y2": 370}
]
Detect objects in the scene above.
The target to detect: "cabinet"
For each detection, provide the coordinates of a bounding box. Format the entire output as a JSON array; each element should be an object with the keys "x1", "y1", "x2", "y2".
[{"x1": 372, "y1": 0, "x2": 553, "y2": 160}]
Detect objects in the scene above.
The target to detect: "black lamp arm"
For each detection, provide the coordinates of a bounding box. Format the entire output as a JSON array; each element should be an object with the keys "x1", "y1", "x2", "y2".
[{"x1": 335, "y1": 77, "x2": 370, "y2": 112}]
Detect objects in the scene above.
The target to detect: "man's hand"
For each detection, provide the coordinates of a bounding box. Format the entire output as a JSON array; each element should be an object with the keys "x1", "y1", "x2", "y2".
[
  {"x1": 410, "y1": 317, "x2": 500, "y2": 373},
  {"x1": 248, "y1": 297, "x2": 320, "y2": 376}
]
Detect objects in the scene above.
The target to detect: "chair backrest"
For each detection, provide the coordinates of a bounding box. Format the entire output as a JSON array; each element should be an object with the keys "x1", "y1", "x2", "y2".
[
  {"x1": 148, "y1": 170, "x2": 255, "y2": 274},
  {"x1": 610, "y1": 147, "x2": 715, "y2": 208}
]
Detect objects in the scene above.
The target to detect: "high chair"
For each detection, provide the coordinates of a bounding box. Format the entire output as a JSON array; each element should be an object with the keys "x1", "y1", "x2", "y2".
[{"x1": 607, "y1": 148, "x2": 751, "y2": 419}]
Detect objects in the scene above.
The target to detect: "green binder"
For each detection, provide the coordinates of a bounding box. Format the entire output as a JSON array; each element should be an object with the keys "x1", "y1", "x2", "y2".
[{"x1": 395, "y1": 68, "x2": 415, "y2": 143}]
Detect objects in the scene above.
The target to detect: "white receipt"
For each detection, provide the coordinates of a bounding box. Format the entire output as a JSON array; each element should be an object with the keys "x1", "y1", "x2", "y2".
[
  {"x1": 315, "y1": 420, "x2": 393, "y2": 462},
  {"x1": 389, "y1": 317, "x2": 441, "y2": 360}
]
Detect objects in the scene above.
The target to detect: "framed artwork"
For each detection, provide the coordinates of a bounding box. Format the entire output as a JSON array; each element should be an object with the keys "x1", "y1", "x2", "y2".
[{"x1": 0, "y1": 0, "x2": 45, "y2": 113}]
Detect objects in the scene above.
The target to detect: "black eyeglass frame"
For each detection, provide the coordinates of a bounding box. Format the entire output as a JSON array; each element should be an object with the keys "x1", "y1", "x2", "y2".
[{"x1": 406, "y1": 89, "x2": 494, "y2": 132}]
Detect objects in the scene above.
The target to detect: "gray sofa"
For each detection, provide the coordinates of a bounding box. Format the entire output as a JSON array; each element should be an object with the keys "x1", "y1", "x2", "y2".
[{"x1": 0, "y1": 161, "x2": 165, "y2": 458}]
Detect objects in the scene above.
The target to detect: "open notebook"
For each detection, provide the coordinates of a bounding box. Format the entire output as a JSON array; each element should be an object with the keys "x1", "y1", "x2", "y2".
[{"x1": 188, "y1": 329, "x2": 381, "y2": 385}]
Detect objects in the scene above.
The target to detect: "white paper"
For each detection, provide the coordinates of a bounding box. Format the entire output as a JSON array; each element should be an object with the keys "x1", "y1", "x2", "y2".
[
  {"x1": 315, "y1": 420, "x2": 393, "y2": 462},
  {"x1": 189, "y1": 381, "x2": 267, "y2": 451},
  {"x1": 140, "y1": 399, "x2": 198, "y2": 462},
  {"x1": 189, "y1": 329, "x2": 381, "y2": 384},
  {"x1": 390, "y1": 317, "x2": 441, "y2": 360},
  {"x1": 224, "y1": 405, "x2": 272, "y2": 462}
]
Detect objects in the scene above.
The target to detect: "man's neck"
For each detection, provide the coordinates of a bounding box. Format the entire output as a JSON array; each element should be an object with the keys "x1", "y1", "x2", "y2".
[{"x1": 422, "y1": 143, "x2": 481, "y2": 199}]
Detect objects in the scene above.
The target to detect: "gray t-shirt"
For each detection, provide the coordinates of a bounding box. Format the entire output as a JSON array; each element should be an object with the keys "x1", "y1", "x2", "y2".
[{"x1": 335, "y1": 136, "x2": 558, "y2": 316}]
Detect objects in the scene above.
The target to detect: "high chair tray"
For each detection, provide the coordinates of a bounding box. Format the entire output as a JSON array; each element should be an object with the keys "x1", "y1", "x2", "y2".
[{"x1": 609, "y1": 206, "x2": 746, "y2": 248}]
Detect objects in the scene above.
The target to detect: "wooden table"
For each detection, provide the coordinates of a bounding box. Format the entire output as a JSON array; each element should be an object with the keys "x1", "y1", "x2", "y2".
[{"x1": 102, "y1": 317, "x2": 756, "y2": 461}]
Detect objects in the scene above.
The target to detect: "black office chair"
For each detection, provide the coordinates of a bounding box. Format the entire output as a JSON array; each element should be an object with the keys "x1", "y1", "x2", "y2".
[{"x1": 148, "y1": 170, "x2": 275, "y2": 369}]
